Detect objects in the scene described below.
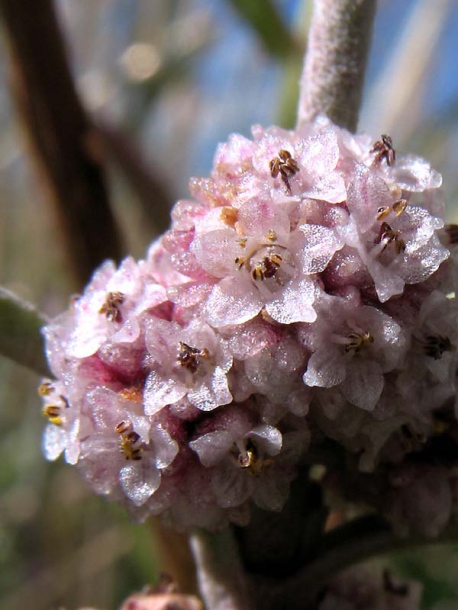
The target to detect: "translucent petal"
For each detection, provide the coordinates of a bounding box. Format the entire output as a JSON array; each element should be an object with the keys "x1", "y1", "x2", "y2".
[
  {"x1": 303, "y1": 347, "x2": 346, "y2": 388},
  {"x1": 265, "y1": 278, "x2": 316, "y2": 324},
  {"x1": 42, "y1": 425, "x2": 66, "y2": 461},
  {"x1": 189, "y1": 430, "x2": 235, "y2": 467},
  {"x1": 205, "y1": 277, "x2": 262, "y2": 327},
  {"x1": 341, "y1": 359, "x2": 384, "y2": 411},
  {"x1": 119, "y1": 460, "x2": 161, "y2": 507},
  {"x1": 144, "y1": 369, "x2": 187, "y2": 415}
]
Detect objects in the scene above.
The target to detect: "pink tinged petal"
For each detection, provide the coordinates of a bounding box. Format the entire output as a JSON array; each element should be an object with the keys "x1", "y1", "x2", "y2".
[
  {"x1": 189, "y1": 430, "x2": 235, "y2": 467},
  {"x1": 167, "y1": 282, "x2": 212, "y2": 308},
  {"x1": 205, "y1": 277, "x2": 262, "y2": 328},
  {"x1": 366, "y1": 258, "x2": 405, "y2": 302},
  {"x1": 210, "y1": 366, "x2": 233, "y2": 404},
  {"x1": 297, "y1": 128, "x2": 339, "y2": 176},
  {"x1": 212, "y1": 461, "x2": 250, "y2": 508},
  {"x1": 395, "y1": 155, "x2": 442, "y2": 191},
  {"x1": 113, "y1": 316, "x2": 140, "y2": 344},
  {"x1": 395, "y1": 243, "x2": 449, "y2": 285},
  {"x1": 347, "y1": 165, "x2": 392, "y2": 232},
  {"x1": 302, "y1": 172, "x2": 347, "y2": 204},
  {"x1": 341, "y1": 359, "x2": 384, "y2": 411},
  {"x1": 67, "y1": 322, "x2": 107, "y2": 358},
  {"x1": 187, "y1": 374, "x2": 231, "y2": 412},
  {"x1": 136, "y1": 284, "x2": 168, "y2": 314},
  {"x1": 298, "y1": 224, "x2": 343, "y2": 273},
  {"x1": 237, "y1": 199, "x2": 290, "y2": 237},
  {"x1": 42, "y1": 425, "x2": 66, "y2": 461},
  {"x1": 150, "y1": 427, "x2": 179, "y2": 469},
  {"x1": 265, "y1": 278, "x2": 316, "y2": 324},
  {"x1": 191, "y1": 229, "x2": 239, "y2": 278},
  {"x1": 249, "y1": 425, "x2": 282, "y2": 456},
  {"x1": 303, "y1": 347, "x2": 346, "y2": 388},
  {"x1": 144, "y1": 369, "x2": 187, "y2": 416},
  {"x1": 119, "y1": 459, "x2": 161, "y2": 506}
]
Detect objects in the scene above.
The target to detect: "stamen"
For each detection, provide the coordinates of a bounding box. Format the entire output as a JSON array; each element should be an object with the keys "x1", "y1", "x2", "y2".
[
  {"x1": 344, "y1": 331, "x2": 374, "y2": 354},
  {"x1": 99, "y1": 291, "x2": 125, "y2": 322},
  {"x1": 423, "y1": 335, "x2": 453, "y2": 360},
  {"x1": 177, "y1": 341, "x2": 210, "y2": 373}
]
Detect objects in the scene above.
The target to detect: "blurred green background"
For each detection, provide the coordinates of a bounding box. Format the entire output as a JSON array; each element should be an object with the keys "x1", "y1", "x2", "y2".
[{"x1": 2, "y1": 1, "x2": 458, "y2": 608}]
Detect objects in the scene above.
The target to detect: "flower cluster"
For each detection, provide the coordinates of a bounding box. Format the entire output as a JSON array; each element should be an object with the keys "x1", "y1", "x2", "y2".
[{"x1": 40, "y1": 117, "x2": 458, "y2": 531}]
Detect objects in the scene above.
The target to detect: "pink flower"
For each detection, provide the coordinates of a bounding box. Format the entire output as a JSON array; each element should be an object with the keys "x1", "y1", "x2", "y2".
[{"x1": 39, "y1": 118, "x2": 458, "y2": 532}]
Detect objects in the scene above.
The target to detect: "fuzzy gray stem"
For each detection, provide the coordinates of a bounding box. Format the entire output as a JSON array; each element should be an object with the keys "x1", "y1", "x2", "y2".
[
  {"x1": 0, "y1": 287, "x2": 51, "y2": 376},
  {"x1": 297, "y1": 0, "x2": 377, "y2": 132},
  {"x1": 190, "y1": 528, "x2": 253, "y2": 610}
]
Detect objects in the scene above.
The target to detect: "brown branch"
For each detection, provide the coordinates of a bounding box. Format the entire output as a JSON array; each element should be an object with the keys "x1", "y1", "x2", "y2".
[
  {"x1": 96, "y1": 119, "x2": 172, "y2": 235},
  {"x1": 0, "y1": 0, "x2": 124, "y2": 289}
]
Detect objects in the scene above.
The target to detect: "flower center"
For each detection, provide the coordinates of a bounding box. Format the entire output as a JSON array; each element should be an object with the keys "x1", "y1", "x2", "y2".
[
  {"x1": 234, "y1": 236, "x2": 293, "y2": 292},
  {"x1": 233, "y1": 439, "x2": 273, "y2": 476},
  {"x1": 177, "y1": 341, "x2": 210, "y2": 374},
  {"x1": 423, "y1": 335, "x2": 453, "y2": 360},
  {"x1": 115, "y1": 420, "x2": 143, "y2": 460},
  {"x1": 99, "y1": 291, "x2": 125, "y2": 322}
]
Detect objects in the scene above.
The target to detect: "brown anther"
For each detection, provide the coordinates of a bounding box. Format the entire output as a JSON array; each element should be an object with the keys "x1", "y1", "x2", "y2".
[
  {"x1": 344, "y1": 331, "x2": 374, "y2": 354},
  {"x1": 43, "y1": 405, "x2": 63, "y2": 426},
  {"x1": 371, "y1": 134, "x2": 395, "y2": 166},
  {"x1": 251, "y1": 254, "x2": 282, "y2": 281},
  {"x1": 423, "y1": 335, "x2": 453, "y2": 360},
  {"x1": 99, "y1": 291, "x2": 125, "y2": 322},
  {"x1": 237, "y1": 237, "x2": 247, "y2": 248},
  {"x1": 234, "y1": 256, "x2": 246, "y2": 270},
  {"x1": 115, "y1": 420, "x2": 133, "y2": 436},
  {"x1": 376, "y1": 222, "x2": 405, "y2": 255},
  {"x1": 269, "y1": 149, "x2": 300, "y2": 193},
  {"x1": 376, "y1": 206, "x2": 390, "y2": 221},
  {"x1": 38, "y1": 381, "x2": 54, "y2": 397},
  {"x1": 392, "y1": 198, "x2": 408, "y2": 216},
  {"x1": 177, "y1": 341, "x2": 209, "y2": 374},
  {"x1": 220, "y1": 206, "x2": 238, "y2": 227}
]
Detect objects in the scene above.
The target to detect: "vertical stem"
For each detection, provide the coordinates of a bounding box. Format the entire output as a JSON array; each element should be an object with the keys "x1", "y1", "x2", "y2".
[
  {"x1": 0, "y1": 0, "x2": 123, "y2": 289},
  {"x1": 297, "y1": 0, "x2": 377, "y2": 132},
  {"x1": 190, "y1": 528, "x2": 253, "y2": 610}
]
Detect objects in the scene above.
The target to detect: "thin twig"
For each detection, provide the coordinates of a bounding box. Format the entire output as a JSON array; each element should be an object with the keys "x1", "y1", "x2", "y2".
[
  {"x1": 297, "y1": 0, "x2": 377, "y2": 132},
  {"x1": 0, "y1": 287, "x2": 51, "y2": 377},
  {"x1": 190, "y1": 528, "x2": 254, "y2": 610},
  {"x1": 0, "y1": 0, "x2": 123, "y2": 289},
  {"x1": 254, "y1": 514, "x2": 458, "y2": 609}
]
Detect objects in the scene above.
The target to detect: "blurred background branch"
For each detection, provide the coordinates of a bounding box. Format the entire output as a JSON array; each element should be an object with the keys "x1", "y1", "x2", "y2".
[
  {"x1": 0, "y1": 0, "x2": 123, "y2": 289},
  {"x1": 0, "y1": 287, "x2": 50, "y2": 376}
]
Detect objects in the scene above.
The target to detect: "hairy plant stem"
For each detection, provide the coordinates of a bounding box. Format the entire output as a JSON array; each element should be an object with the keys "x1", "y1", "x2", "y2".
[
  {"x1": 190, "y1": 528, "x2": 253, "y2": 610},
  {"x1": 297, "y1": 0, "x2": 377, "y2": 132},
  {"x1": 0, "y1": 287, "x2": 50, "y2": 376}
]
